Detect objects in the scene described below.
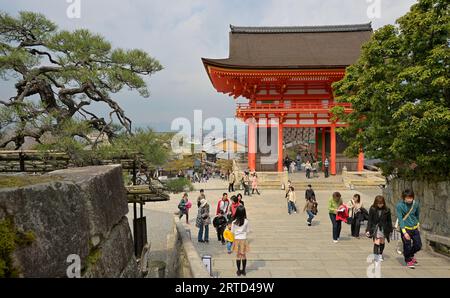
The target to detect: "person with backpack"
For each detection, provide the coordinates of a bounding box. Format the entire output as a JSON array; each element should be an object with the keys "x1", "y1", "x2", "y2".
[
  {"x1": 365, "y1": 195, "x2": 393, "y2": 262},
  {"x1": 213, "y1": 210, "x2": 228, "y2": 245},
  {"x1": 177, "y1": 193, "x2": 191, "y2": 224},
  {"x1": 303, "y1": 197, "x2": 318, "y2": 226},
  {"x1": 231, "y1": 205, "x2": 250, "y2": 276},
  {"x1": 396, "y1": 189, "x2": 421, "y2": 269}
]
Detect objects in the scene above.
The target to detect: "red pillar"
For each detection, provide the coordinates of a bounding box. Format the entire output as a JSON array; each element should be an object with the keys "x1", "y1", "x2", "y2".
[
  {"x1": 248, "y1": 119, "x2": 256, "y2": 171},
  {"x1": 277, "y1": 121, "x2": 284, "y2": 172},
  {"x1": 321, "y1": 127, "x2": 326, "y2": 171},
  {"x1": 358, "y1": 147, "x2": 364, "y2": 172},
  {"x1": 330, "y1": 124, "x2": 336, "y2": 175},
  {"x1": 314, "y1": 128, "x2": 319, "y2": 160}
]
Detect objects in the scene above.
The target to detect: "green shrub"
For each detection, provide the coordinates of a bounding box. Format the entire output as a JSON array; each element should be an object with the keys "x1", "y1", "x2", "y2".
[{"x1": 164, "y1": 178, "x2": 193, "y2": 193}]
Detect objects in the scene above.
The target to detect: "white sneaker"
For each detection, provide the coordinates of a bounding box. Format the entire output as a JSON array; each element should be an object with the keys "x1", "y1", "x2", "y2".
[
  {"x1": 294, "y1": 211, "x2": 297, "y2": 214},
  {"x1": 379, "y1": 255, "x2": 384, "y2": 262},
  {"x1": 333, "y1": 240, "x2": 338, "y2": 243}
]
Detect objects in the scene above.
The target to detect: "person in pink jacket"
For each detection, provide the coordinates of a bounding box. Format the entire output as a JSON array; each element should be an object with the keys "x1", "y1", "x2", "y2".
[{"x1": 251, "y1": 172, "x2": 260, "y2": 195}]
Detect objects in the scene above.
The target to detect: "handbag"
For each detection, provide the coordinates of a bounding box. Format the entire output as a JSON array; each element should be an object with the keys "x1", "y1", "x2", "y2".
[{"x1": 346, "y1": 216, "x2": 353, "y2": 225}]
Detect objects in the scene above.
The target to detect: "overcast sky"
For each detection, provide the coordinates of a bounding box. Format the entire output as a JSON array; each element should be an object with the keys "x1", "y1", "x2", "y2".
[{"x1": 0, "y1": 0, "x2": 416, "y2": 135}]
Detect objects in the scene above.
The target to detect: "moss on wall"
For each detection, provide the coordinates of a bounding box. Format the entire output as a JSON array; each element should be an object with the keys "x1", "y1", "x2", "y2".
[
  {"x1": 0, "y1": 176, "x2": 62, "y2": 189},
  {"x1": 0, "y1": 217, "x2": 35, "y2": 277}
]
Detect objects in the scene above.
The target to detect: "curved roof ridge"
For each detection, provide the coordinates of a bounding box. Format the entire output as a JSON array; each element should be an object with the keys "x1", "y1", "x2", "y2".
[{"x1": 229, "y1": 23, "x2": 372, "y2": 33}]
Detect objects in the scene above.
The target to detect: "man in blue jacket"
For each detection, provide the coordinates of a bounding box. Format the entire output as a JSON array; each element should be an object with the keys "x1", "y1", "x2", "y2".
[{"x1": 396, "y1": 189, "x2": 421, "y2": 269}]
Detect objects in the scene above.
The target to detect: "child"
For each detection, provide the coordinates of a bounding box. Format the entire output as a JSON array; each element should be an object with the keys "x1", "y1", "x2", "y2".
[
  {"x1": 286, "y1": 186, "x2": 297, "y2": 215},
  {"x1": 177, "y1": 193, "x2": 188, "y2": 221},
  {"x1": 213, "y1": 210, "x2": 228, "y2": 244},
  {"x1": 223, "y1": 221, "x2": 234, "y2": 254},
  {"x1": 179, "y1": 193, "x2": 191, "y2": 224},
  {"x1": 366, "y1": 195, "x2": 393, "y2": 262},
  {"x1": 396, "y1": 189, "x2": 421, "y2": 269},
  {"x1": 303, "y1": 197, "x2": 317, "y2": 226},
  {"x1": 232, "y1": 205, "x2": 250, "y2": 276}
]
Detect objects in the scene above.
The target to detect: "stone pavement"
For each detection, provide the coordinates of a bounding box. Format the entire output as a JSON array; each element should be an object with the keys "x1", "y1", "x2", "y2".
[{"x1": 134, "y1": 178, "x2": 450, "y2": 278}]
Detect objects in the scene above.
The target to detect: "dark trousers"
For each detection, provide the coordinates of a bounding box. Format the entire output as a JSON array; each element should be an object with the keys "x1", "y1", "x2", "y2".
[
  {"x1": 351, "y1": 213, "x2": 361, "y2": 237},
  {"x1": 329, "y1": 213, "x2": 342, "y2": 240},
  {"x1": 216, "y1": 226, "x2": 225, "y2": 242},
  {"x1": 252, "y1": 188, "x2": 260, "y2": 195},
  {"x1": 228, "y1": 183, "x2": 234, "y2": 192},
  {"x1": 244, "y1": 184, "x2": 250, "y2": 195},
  {"x1": 402, "y1": 229, "x2": 422, "y2": 262},
  {"x1": 324, "y1": 166, "x2": 329, "y2": 177},
  {"x1": 179, "y1": 211, "x2": 189, "y2": 223},
  {"x1": 306, "y1": 169, "x2": 311, "y2": 178}
]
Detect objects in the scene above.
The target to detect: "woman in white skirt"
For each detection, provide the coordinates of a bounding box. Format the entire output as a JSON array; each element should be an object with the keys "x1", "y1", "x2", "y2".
[{"x1": 231, "y1": 205, "x2": 250, "y2": 276}]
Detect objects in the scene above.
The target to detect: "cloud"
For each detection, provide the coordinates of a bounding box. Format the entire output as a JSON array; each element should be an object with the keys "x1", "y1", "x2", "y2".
[{"x1": 0, "y1": 0, "x2": 417, "y2": 133}]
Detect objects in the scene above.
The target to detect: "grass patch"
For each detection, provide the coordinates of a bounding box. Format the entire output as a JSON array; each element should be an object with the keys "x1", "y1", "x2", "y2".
[{"x1": 0, "y1": 176, "x2": 62, "y2": 189}]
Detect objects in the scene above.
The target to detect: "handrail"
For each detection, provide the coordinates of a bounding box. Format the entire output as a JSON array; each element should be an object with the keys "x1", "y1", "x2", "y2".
[{"x1": 236, "y1": 103, "x2": 351, "y2": 110}]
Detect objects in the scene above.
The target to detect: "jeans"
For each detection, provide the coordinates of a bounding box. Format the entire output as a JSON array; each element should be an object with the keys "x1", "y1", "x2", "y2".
[
  {"x1": 306, "y1": 210, "x2": 315, "y2": 223},
  {"x1": 228, "y1": 183, "x2": 234, "y2": 192},
  {"x1": 226, "y1": 241, "x2": 233, "y2": 252},
  {"x1": 297, "y1": 161, "x2": 302, "y2": 171},
  {"x1": 402, "y1": 229, "x2": 422, "y2": 262},
  {"x1": 288, "y1": 201, "x2": 297, "y2": 214},
  {"x1": 329, "y1": 213, "x2": 342, "y2": 240},
  {"x1": 324, "y1": 166, "x2": 329, "y2": 177},
  {"x1": 198, "y1": 224, "x2": 209, "y2": 241}
]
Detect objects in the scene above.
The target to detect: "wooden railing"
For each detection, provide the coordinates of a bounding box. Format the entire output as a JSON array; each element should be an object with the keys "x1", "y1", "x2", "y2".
[{"x1": 237, "y1": 102, "x2": 352, "y2": 111}]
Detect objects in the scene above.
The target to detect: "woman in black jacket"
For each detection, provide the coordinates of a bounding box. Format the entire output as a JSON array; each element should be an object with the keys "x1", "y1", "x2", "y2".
[{"x1": 365, "y1": 195, "x2": 393, "y2": 261}]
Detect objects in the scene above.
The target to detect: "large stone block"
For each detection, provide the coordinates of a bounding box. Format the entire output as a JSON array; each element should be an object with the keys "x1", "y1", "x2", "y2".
[
  {"x1": 0, "y1": 165, "x2": 135, "y2": 277},
  {"x1": 0, "y1": 181, "x2": 90, "y2": 277},
  {"x1": 83, "y1": 217, "x2": 139, "y2": 278},
  {"x1": 48, "y1": 165, "x2": 129, "y2": 240}
]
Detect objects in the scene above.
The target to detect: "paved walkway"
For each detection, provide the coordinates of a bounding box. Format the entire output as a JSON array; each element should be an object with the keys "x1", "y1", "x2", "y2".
[{"x1": 134, "y1": 178, "x2": 450, "y2": 278}]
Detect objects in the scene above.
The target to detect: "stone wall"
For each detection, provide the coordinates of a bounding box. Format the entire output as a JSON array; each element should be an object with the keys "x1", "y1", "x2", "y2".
[
  {"x1": 0, "y1": 165, "x2": 140, "y2": 277},
  {"x1": 163, "y1": 217, "x2": 210, "y2": 278},
  {"x1": 383, "y1": 178, "x2": 450, "y2": 252}
]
